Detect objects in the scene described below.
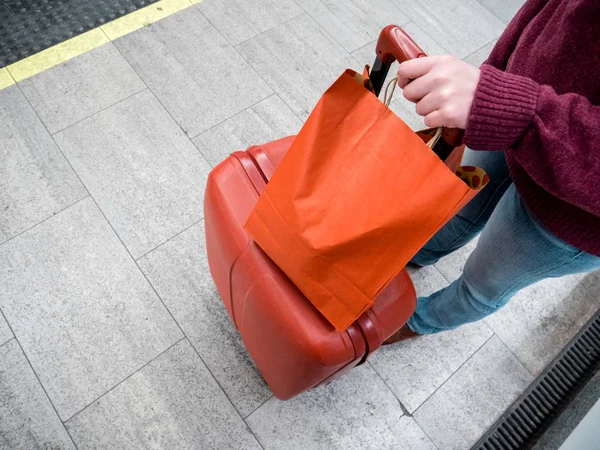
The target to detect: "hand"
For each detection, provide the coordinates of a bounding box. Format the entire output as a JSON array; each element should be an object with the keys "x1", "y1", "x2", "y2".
[{"x1": 397, "y1": 55, "x2": 480, "y2": 129}]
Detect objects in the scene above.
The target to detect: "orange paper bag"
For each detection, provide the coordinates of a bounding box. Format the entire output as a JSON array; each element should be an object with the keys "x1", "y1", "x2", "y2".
[{"x1": 245, "y1": 69, "x2": 488, "y2": 332}]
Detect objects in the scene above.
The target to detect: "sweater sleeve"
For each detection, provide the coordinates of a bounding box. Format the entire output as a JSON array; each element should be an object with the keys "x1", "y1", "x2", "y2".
[{"x1": 464, "y1": 64, "x2": 600, "y2": 216}]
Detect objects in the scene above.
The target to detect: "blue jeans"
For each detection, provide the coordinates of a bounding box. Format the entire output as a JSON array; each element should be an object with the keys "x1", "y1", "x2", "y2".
[{"x1": 407, "y1": 149, "x2": 600, "y2": 335}]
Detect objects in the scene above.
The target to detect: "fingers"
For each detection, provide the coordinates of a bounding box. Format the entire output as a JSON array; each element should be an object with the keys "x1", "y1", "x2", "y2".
[
  {"x1": 415, "y1": 93, "x2": 445, "y2": 128},
  {"x1": 403, "y1": 73, "x2": 435, "y2": 103},
  {"x1": 415, "y1": 93, "x2": 439, "y2": 117},
  {"x1": 423, "y1": 110, "x2": 444, "y2": 128},
  {"x1": 396, "y1": 56, "x2": 442, "y2": 88}
]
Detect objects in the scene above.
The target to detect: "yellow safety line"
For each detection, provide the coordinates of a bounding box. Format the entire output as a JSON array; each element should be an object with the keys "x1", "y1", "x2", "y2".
[
  {"x1": 7, "y1": 29, "x2": 110, "y2": 83},
  {"x1": 2, "y1": 0, "x2": 203, "y2": 88},
  {"x1": 102, "y1": 0, "x2": 193, "y2": 41},
  {"x1": 0, "y1": 68, "x2": 16, "y2": 90}
]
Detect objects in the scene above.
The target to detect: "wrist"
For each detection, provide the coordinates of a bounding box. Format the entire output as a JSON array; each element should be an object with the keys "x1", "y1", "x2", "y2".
[{"x1": 464, "y1": 65, "x2": 539, "y2": 150}]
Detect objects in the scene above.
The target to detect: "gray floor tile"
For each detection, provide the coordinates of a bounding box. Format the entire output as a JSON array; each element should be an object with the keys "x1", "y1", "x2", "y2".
[
  {"x1": 114, "y1": 8, "x2": 272, "y2": 138},
  {"x1": 0, "y1": 198, "x2": 182, "y2": 419},
  {"x1": 478, "y1": 0, "x2": 526, "y2": 24},
  {"x1": 399, "y1": 22, "x2": 450, "y2": 56},
  {"x1": 193, "y1": 94, "x2": 302, "y2": 167},
  {"x1": 19, "y1": 43, "x2": 146, "y2": 134},
  {"x1": 405, "y1": 265, "x2": 448, "y2": 297},
  {"x1": 370, "y1": 321, "x2": 493, "y2": 412},
  {"x1": 137, "y1": 221, "x2": 273, "y2": 418},
  {"x1": 236, "y1": 14, "x2": 357, "y2": 120},
  {"x1": 66, "y1": 339, "x2": 260, "y2": 450},
  {"x1": 485, "y1": 275, "x2": 599, "y2": 375},
  {"x1": 0, "y1": 86, "x2": 87, "y2": 244},
  {"x1": 391, "y1": 0, "x2": 506, "y2": 58},
  {"x1": 54, "y1": 90, "x2": 211, "y2": 259},
  {"x1": 464, "y1": 39, "x2": 498, "y2": 67},
  {"x1": 247, "y1": 364, "x2": 436, "y2": 450},
  {"x1": 433, "y1": 238, "x2": 478, "y2": 282},
  {"x1": 414, "y1": 336, "x2": 533, "y2": 450},
  {"x1": 577, "y1": 270, "x2": 600, "y2": 301},
  {"x1": 0, "y1": 339, "x2": 76, "y2": 450},
  {"x1": 197, "y1": 0, "x2": 303, "y2": 46},
  {"x1": 0, "y1": 312, "x2": 12, "y2": 346},
  {"x1": 295, "y1": 0, "x2": 409, "y2": 53}
]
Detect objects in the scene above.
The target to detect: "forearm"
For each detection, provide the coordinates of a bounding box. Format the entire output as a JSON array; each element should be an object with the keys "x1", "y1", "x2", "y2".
[{"x1": 464, "y1": 65, "x2": 600, "y2": 215}]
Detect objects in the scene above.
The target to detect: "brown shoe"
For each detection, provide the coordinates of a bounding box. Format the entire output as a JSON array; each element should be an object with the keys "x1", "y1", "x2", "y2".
[{"x1": 383, "y1": 325, "x2": 419, "y2": 345}]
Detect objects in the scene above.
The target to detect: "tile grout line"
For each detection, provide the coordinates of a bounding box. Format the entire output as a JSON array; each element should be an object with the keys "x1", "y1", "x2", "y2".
[
  {"x1": 433, "y1": 264, "x2": 582, "y2": 378},
  {"x1": 186, "y1": 92, "x2": 279, "y2": 142},
  {"x1": 366, "y1": 361, "x2": 413, "y2": 417},
  {"x1": 230, "y1": 34, "x2": 306, "y2": 126},
  {"x1": 98, "y1": 34, "x2": 224, "y2": 161},
  {"x1": 81, "y1": 169, "x2": 260, "y2": 432},
  {"x1": 243, "y1": 393, "x2": 274, "y2": 420},
  {"x1": 412, "y1": 333, "x2": 495, "y2": 417},
  {"x1": 64, "y1": 337, "x2": 187, "y2": 423},
  {"x1": 189, "y1": 6, "x2": 293, "y2": 137},
  {"x1": 107, "y1": 37, "x2": 266, "y2": 168},
  {"x1": 367, "y1": 360, "x2": 441, "y2": 449},
  {"x1": 14, "y1": 81, "x2": 212, "y2": 426},
  {"x1": 0, "y1": 195, "x2": 90, "y2": 248},
  {"x1": 484, "y1": 325, "x2": 537, "y2": 378},
  {"x1": 298, "y1": 1, "x2": 412, "y2": 56},
  {"x1": 104, "y1": 35, "x2": 281, "y2": 434},
  {"x1": 15, "y1": 337, "x2": 82, "y2": 449},
  {"x1": 432, "y1": 259, "x2": 543, "y2": 378},
  {"x1": 16, "y1": 25, "x2": 262, "y2": 437},
  {"x1": 226, "y1": 10, "x2": 306, "y2": 49},
  {"x1": 461, "y1": 37, "x2": 497, "y2": 63},
  {"x1": 433, "y1": 264, "x2": 451, "y2": 284},
  {"x1": 229, "y1": 14, "x2": 310, "y2": 126},
  {"x1": 242, "y1": 414, "x2": 268, "y2": 450},
  {"x1": 16, "y1": 80, "x2": 197, "y2": 427},
  {"x1": 476, "y1": 3, "x2": 510, "y2": 28},
  {"x1": 0, "y1": 318, "x2": 80, "y2": 450},
  {"x1": 135, "y1": 217, "x2": 205, "y2": 261},
  {"x1": 41, "y1": 152, "x2": 243, "y2": 425},
  {"x1": 49, "y1": 81, "x2": 148, "y2": 136},
  {"x1": 575, "y1": 274, "x2": 600, "y2": 304},
  {"x1": 67, "y1": 174, "x2": 257, "y2": 430},
  {"x1": 180, "y1": 338, "x2": 267, "y2": 450}
]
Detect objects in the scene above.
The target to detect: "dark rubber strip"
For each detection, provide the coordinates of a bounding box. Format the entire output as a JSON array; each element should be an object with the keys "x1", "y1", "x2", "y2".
[
  {"x1": 472, "y1": 309, "x2": 600, "y2": 450},
  {"x1": 0, "y1": 0, "x2": 162, "y2": 67}
]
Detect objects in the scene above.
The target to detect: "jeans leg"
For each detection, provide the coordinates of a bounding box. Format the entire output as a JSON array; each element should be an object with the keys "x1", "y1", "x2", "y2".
[
  {"x1": 412, "y1": 149, "x2": 512, "y2": 266},
  {"x1": 408, "y1": 184, "x2": 600, "y2": 334}
]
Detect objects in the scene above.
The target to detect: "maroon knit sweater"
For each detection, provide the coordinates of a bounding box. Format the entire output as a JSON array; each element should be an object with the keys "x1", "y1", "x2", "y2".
[{"x1": 463, "y1": 0, "x2": 600, "y2": 256}]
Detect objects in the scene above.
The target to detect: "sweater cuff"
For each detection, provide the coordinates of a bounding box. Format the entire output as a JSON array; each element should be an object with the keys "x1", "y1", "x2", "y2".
[{"x1": 464, "y1": 64, "x2": 540, "y2": 151}]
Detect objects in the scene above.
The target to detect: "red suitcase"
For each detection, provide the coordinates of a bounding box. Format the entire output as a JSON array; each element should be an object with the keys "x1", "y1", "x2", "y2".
[{"x1": 204, "y1": 26, "x2": 429, "y2": 400}]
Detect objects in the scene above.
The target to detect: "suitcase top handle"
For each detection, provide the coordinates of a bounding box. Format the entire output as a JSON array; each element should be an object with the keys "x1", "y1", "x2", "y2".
[
  {"x1": 370, "y1": 26, "x2": 465, "y2": 153},
  {"x1": 376, "y1": 25, "x2": 426, "y2": 65},
  {"x1": 370, "y1": 25, "x2": 425, "y2": 98}
]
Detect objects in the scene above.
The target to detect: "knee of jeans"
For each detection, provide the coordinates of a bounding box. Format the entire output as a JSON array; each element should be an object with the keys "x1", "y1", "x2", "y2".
[{"x1": 458, "y1": 277, "x2": 499, "y2": 316}]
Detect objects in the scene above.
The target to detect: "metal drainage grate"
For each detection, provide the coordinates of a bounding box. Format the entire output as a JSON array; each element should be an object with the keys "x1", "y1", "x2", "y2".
[{"x1": 472, "y1": 309, "x2": 600, "y2": 450}]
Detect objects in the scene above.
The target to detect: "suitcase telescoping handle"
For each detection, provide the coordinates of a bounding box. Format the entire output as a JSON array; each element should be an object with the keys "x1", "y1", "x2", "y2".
[
  {"x1": 370, "y1": 25, "x2": 465, "y2": 151},
  {"x1": 370, "y1": 25, "x2": 426, "y2": 97}
]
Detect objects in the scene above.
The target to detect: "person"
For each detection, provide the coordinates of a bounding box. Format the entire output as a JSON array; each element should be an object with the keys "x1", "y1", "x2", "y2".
[{"x1": 385, "y1": 0, "x2": 600, "y2": 344}]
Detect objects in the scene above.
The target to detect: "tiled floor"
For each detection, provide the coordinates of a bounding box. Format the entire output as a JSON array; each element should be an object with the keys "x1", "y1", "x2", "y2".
[{"x1": 1, "y1": 1, "x2": 598, "y2": 449}]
